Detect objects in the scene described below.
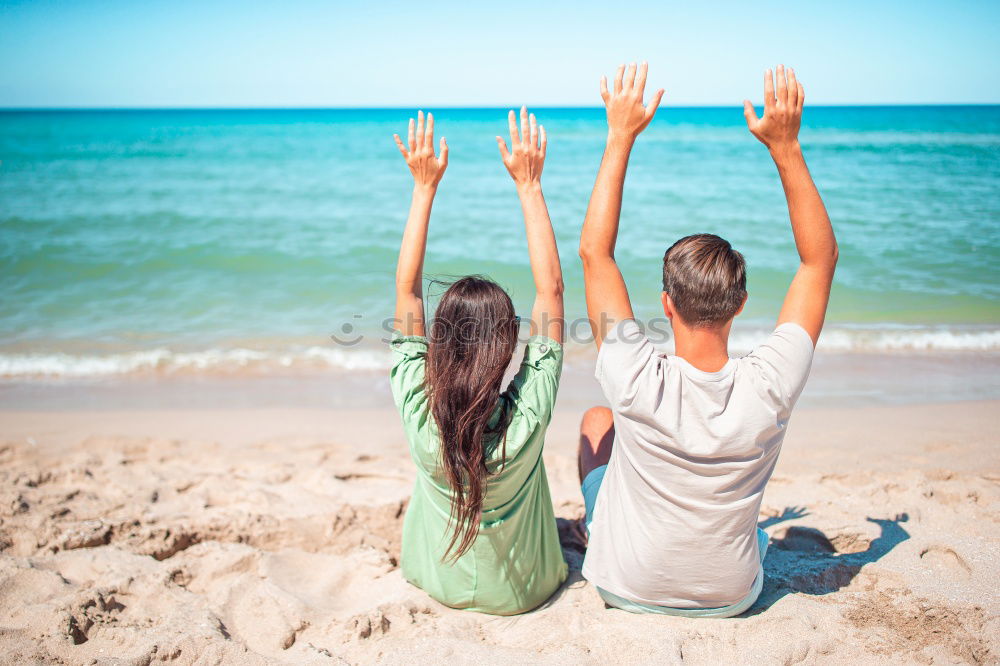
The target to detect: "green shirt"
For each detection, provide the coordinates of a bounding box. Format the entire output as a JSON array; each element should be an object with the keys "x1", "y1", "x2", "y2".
[{"x1": 389, "y1": 334, "x2": 568, "y2": 615}]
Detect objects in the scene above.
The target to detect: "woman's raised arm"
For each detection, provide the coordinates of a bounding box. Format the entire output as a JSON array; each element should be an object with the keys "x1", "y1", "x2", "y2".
[
  {"x1": 392, "y1": 111, "x2": 448, "y2": 337},
  {"x1": 497, "y1": 106, "x2": 564, "y2": 342}
]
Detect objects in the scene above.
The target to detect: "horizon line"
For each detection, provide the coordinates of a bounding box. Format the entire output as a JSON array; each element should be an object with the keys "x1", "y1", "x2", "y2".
[{"x1": 1, "y1": 103, "x2": 999, "y2": 112}]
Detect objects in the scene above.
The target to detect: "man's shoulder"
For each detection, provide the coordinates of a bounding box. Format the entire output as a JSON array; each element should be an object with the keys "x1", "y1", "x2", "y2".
[
  {"x1": 596, "y1": 321, "x2": 663, "y2": 378},
  {"x1": 735, "y1": 323, "x2": 816, "y2": 412},
  {"x1": 740, "y1": 323, "x2": 814, "y2": 370}
]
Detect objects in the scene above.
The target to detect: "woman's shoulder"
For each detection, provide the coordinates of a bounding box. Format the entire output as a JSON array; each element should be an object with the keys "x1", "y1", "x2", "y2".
[{"x1": 390, "y1": 334, "x2": 429, "y2": 358}]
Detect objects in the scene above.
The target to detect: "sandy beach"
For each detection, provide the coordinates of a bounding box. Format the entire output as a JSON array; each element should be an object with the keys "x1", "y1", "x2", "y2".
[
  {"x1": 3, "y1": 1, "x2": 999, "y2": 663},
  {"x1": 1, "y1": 398, "x2": 997, "y2": 664}
]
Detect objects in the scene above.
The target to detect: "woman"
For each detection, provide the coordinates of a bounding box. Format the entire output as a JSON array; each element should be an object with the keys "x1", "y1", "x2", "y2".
[{"x1": 388, "y1": 107, "x2": 567, "y2": 615}]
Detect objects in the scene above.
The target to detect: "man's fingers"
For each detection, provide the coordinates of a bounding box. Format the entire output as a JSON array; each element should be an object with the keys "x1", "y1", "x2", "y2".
[
  {"x1": 439, "y1": 137, "x2": 448, "y2": 166},
  {"x1": 645, "y1": 88, "x2": 665, "y2": 120},
  {"x1": 797, "y1": 81, "x2": 805, "y2": 112},
  {"x1": 614, "y1": 63, "x2": 625, "y2": 94},
  {"x1": 786, "y1": 68, "x2": 798, "y2": 109},
  {"x1": 393, "y1": 134, "x2": 409, "y2": 159},
  {"x1": 624, "y1": 62, "x2": 637, "y2": 91},
  {"x1": 742, "y1": 100, "x2": 759, "y2": 128},
  {"x1": 508, "y1": 109, "x2": 520, "y2": 146},
  {"x1": 529, "y1": 112, "x2": 538, "y2": 149},
  {"x1": 600, "y1": 75, "x2": 610, "y2": 103},
  {"x1": 635, "y1": 61, "x2": 648, "y2": 95},
  {"x1": 764, "y1": 69, "x2": 775, "y2": 111},
  {"x1": 775, "y1": 65, "x2": 787, "y2": 108},
  {"x1": 416, "y1": 110, "x2": 425, "y2": 149},
  {"x1": 496, "y1": 136, "x2": 511, "y2": 161},
  {"x1": 425, "y1": 112, "x2": 434, "y2": 153},
  {"x1": 407, "y1": 118, "x2": 416, "y2": 152},
  {"x1": 539, "y1": 124, "x2": 546, "y2": 157},
  {"x1": 520, "y1": 105, "x2": 529, "y2": 148}
]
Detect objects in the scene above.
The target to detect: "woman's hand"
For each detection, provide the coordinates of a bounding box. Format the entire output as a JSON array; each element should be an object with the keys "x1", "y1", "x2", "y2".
[
  {"x1": 392, "y1": 110, "x2": 446, "y2": 337},
  {"x1": 393, "y1": 110, "x2": 448, "y2": 189},
  {"x1": 497, "y1": 107, "x2": 563, "y2": 341},
  {"x1": 497, "y1": 106, "x2": 545, "y2": 192},
  {"x1": 743, "y1": 65, "x2": 803, "y2": 155}
]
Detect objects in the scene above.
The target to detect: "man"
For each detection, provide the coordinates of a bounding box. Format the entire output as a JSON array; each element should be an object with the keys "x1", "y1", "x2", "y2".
[{"x1": 577, "y1": 62, "x2": 837, "y2": 617}]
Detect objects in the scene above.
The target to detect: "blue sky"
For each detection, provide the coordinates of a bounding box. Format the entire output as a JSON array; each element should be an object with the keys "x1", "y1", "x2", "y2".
[{"x1": 1, "y1": 0, "x2": 998, "y2": 107}]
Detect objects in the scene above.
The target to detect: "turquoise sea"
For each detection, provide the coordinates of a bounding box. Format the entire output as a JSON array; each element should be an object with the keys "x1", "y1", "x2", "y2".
[{"x1": 1, "y1": 106, "x2": 998, "y2": 381}]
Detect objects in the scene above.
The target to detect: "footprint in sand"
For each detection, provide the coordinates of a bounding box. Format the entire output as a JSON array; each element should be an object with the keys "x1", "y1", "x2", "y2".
[
  {"x1": 919, "y1": 545, "x2": 971, "y2": 577},
  {"x1": 221, "y1": 581, "x2": 309, "y2": 652},
  {"x1": 341, "y1": 601, "x2": 437, "y2": 642}
]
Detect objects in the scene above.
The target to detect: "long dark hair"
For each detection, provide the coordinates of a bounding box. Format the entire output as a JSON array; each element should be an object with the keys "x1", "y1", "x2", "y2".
[{"x1": 425, "y1": 276, "x2": 519, "y2": 561}]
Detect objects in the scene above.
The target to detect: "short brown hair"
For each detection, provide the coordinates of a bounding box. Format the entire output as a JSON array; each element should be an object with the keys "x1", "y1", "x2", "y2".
[{"x1": 662, "y1": 234, "x2": 747, "y2": 327}]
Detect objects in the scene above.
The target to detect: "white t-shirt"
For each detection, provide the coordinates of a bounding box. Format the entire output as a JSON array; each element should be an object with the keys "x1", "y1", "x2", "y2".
[{"x1": 582, "y1": 319, "x2": 815, "y2": 608}]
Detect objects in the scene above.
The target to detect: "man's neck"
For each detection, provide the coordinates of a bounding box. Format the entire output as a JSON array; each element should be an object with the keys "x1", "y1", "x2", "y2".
[{"x1": 672, "y1": 322, "x2": 731, "y2": 373}]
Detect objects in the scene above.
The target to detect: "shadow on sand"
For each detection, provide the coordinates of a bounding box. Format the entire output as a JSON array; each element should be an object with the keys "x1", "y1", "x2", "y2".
[
  {"x1": 554, "y1": 507, "x2": 911, "y2": 616},
  {"x1": 749, "y1": 509, "x2": 910, "y2": 614}
]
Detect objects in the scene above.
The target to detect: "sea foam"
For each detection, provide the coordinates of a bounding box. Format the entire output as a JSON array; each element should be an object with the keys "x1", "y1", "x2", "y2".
[
  {"x1": 0, "y1": 346, "x2": 388, "y2": 379},
  {"x1": 0, "y1": 326, "x2": 998, "y2": 379}
]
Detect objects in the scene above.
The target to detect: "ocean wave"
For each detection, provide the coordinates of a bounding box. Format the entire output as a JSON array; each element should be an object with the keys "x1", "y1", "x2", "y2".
[
  {"x1": 605, "y1": 325, "x2": 1000, "y2": 355},
  {"x1": 810, "y1": 327, "x2": 1000, "y2": 353},
  {"x1": 1, "y1": 327, "x2": 998, "y2": 379},
  {"x1": 0, "y1": 346, "x2": 389, "y2": 379},
  {"x1": 718, "y1": 326, "x2": 1000, "y2": 354}
]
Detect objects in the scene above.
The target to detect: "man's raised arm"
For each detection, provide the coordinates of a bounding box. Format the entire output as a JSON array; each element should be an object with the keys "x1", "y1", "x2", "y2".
[
  {"x1": 743, "y1": 65, "x2": 838, "y2": 345},
  {"x1": 579, "y1": 62, "x2": 664, "y2": 349}
]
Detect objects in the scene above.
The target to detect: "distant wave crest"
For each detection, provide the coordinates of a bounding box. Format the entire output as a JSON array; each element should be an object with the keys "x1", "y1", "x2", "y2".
[
  {"x1": 809, "y1": 327, "x2": 1000, "y2": 353},
  {"x1": 1, "y1": 327, "x2": 998, "y2": 379},
  {"x1": 0, "y1": 346, "x2": 388, "y2": 379}
]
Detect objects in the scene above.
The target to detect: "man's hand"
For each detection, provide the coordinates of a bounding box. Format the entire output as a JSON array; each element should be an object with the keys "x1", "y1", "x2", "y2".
[
  {"x1": 743, "y1": 65, "x2": 803, "y2": 154},
  {"x1": 601, "y1": 62, "x2": 665, "y2": 144},
  {"x1": 744, "y1": 66, "x2": 837, "y2": 346},
  {"x1": 497, "y1": 105, "x2": 546, "y2": 192},
  {"x1": 579, "y1": 62, "x2": 663, "y2": 349},
  {"x1": 393, "y1": 110, "x2": 448, "y2": 189}
]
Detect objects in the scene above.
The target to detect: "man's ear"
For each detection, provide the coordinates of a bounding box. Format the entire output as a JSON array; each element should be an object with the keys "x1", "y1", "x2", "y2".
[
  {"x1": 735, "y1": 292, "x2": 748, "y2": 318},
  {"x1": 661, "y1": 291, "x2": 673, "y2": 320}
]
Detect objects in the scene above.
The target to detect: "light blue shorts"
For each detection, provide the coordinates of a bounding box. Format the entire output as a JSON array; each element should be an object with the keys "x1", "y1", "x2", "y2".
[{"x1": 581, "y1": 464, "x2": 768, "y2": 618}]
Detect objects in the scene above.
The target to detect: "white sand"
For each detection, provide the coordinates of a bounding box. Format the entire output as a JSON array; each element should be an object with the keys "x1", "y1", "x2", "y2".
[{"x1": 0, "y1": 401, "x2": 997, "y2": 664}]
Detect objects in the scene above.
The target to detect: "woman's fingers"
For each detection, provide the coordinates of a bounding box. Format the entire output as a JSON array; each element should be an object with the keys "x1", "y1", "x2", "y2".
[
  {"x1": 496, "y1": 135, "x2": 511, "y2": 161},
  {"x1": 439, "y1": 137, "x2": 448, "y2": 166},
  {"x1": 416, "y1": 111, "x2": 425, "y2": 149},
  {"x1": 614, "y1": 63, "x2": 625, "y2": 94},
  {"x1": 407, "y1": 117, "x2": 416, "y2": 152},
  {"x1": 600, "y1": 75, "x2": 610, "y2": 103},
  {"x1": 520, "y1": 105, "x2": 529, "y2": 149},
  {"x1": 539, "y1": 124, "x2": 546, "y2": 158},
  {"x1": 508, "y1": 109, "x2": 520, "y2": 146},
  {"x1": 393, "y1": 134, "x2": 409, "y2": 158},
  {"x1": 502, "y1": 108, "x2": 545, "y2": 160},
  {"x1": 425, "y1": 113, "x2": 434, "y2": 153},
  {"x1": 775, "y1": 65, "x2": 787, "y2": 108}
]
